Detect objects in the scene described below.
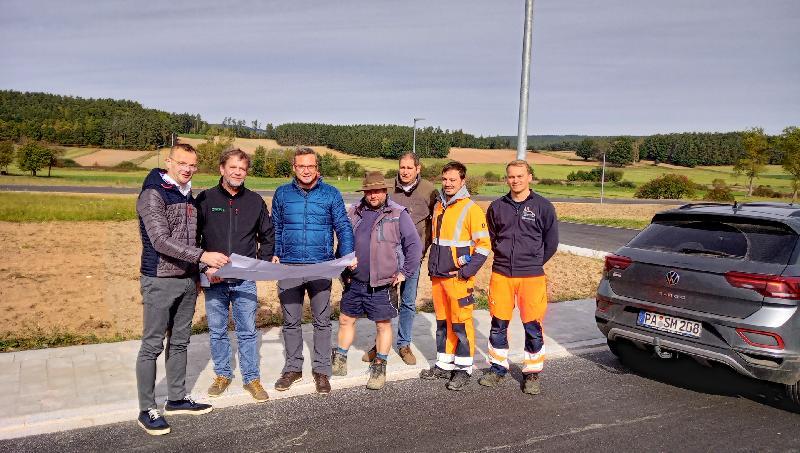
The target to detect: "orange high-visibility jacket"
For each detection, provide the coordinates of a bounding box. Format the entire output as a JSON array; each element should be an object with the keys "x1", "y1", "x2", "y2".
[{"x1": 428, "y1": 185, "x2": 491, "y2": 281}]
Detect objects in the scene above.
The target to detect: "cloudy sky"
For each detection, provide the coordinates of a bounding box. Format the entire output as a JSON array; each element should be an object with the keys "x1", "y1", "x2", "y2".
[{"x1": 2, "y1": 0, "x2": 797, "y2": 136}]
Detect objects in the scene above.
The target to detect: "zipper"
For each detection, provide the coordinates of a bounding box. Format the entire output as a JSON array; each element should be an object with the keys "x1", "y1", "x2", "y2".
[
  {"x1": 228, "y1": 199, "x2": 233, "y2": 255},
  {"x1": 511, "y1": 200, "x2": 518, "y2": 276},
  {"x1": 433, "y1": 201, "x2": 448, "y2": 275}
]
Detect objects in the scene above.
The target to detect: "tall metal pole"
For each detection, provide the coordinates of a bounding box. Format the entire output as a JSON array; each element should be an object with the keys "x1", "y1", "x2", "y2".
[
  {"x1": 600, "y1": 152, "x2": 606, "y2": 204},
  {"x1": 413, "y1": 117, "x2": 425, "y2": 154},
  {"x1": 516, "y1": 0, "x2": 535, "y2": 161}
]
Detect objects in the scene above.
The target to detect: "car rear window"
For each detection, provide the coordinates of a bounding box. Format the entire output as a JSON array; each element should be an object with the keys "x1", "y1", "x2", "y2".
[{"x1": 628, "y1": 218, "x2": 798, "y2": 264}]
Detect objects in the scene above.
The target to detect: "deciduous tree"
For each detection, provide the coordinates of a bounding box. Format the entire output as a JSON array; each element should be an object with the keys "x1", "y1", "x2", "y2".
[
  {"x1": 779, "y1": 126, "x2": 800, "y2": 202},
  {"x1": 734, "y1": 127, "x2": 770, "y2": 196}
]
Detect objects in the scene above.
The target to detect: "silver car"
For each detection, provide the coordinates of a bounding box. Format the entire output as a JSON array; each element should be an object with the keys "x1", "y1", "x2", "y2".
[{"x1": 595, "y1": 202, "x2": 800, "y2": 403}]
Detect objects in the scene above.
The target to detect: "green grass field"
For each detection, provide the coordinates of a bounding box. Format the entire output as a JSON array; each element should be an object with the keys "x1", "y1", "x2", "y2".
[{"x1": 0, "y1": 192, "x2": 139, "y2": 222}]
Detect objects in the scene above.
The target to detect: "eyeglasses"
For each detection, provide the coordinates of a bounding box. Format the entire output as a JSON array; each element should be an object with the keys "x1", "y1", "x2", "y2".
[
  {"x1": 294, "y1": 165, "x2": 317, "y2": 171},
  {"x1": 168, "y1": 159, "x2": 198, "y2": 171}
]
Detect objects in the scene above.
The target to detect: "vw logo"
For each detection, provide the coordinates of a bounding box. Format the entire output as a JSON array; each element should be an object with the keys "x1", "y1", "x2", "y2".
[{"x1": 666, "y1": 271, "x2": 680, "y2": 286}]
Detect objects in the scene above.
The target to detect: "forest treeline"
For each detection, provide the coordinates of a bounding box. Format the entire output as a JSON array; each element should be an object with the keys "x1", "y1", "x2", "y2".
[
  {"x1": 0, "y1": 90, "x2": 207, "y2": 149},
  {"x1": 274, "y1": 123, "x2": 510, "y2": 159}
]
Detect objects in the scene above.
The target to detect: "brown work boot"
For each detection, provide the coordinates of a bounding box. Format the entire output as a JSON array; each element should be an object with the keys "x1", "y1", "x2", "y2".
[
  {"x1": 398, "y1": 346, "x2": 417, "y2": 365},
  {"x1": 366, "y1": 358, "x2": 387, "y2": 390},
  {"x1": 361, "y1": 346, "x2": 377, "y2": 363},
  {"x1": 243, "y1": 379, "x2": 269, "y2": 402},
  {"x1": 523, "y1": 373, "x2": 541, "y2": 395},
  {"x1": 312, "y1": 371, "x2": 331, "y2": 395},
  {"x1": 419, "y1": 365, "x2": 452, "y2": 380},
  {"x1": 331, "y1": 349, "x2": 348, "y2": 376},
  {"x1": 207, "y1": 376, "x2": 232, "y2": 398},
  {"x1": 274, "y1": 371, "x2": 303, "y2": 391}
]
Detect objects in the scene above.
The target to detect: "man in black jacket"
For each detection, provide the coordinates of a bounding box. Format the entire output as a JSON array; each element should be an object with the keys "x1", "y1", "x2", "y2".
[
  {"x1": 196, "y1": 148, "x2": 274, "y2": 402},
  {"x1": 479, "y1": 160, "x2": 558, "y2": 395}
]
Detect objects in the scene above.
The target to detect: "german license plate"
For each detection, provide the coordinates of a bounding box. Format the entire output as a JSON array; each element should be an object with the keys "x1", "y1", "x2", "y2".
[{"x1": 637, "y1": 311, "x2": 702, "y2": 338}]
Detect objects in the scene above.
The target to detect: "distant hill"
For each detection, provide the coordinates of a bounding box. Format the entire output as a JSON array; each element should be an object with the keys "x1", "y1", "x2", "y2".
[{"x1": 0, "y1": 90, "x2": 206, "y2": 150}]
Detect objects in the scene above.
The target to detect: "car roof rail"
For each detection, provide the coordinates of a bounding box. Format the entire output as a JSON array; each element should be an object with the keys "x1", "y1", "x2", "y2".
[{"x1": 677, "y1": 202, "x2": 734, "y2": 210}]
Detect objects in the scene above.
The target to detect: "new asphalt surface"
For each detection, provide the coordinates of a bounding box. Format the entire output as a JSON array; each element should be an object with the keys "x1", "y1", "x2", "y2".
[{"x1": 3, "y1": 344, "x2": 799, "y2": 452}]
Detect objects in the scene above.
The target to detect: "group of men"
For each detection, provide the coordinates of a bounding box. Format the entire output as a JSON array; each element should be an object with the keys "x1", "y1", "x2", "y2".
[{"x1": 133, "y1": 143, "x2": 558, "y2": 436}]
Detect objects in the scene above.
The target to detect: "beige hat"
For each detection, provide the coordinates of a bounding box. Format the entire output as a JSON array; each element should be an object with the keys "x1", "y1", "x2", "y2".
[{"x1": 358, "y1": 171, "x2": 391, "y2": 191}]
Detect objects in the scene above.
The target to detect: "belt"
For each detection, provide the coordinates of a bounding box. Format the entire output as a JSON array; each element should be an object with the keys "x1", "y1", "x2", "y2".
[{"x1": 349, "y1": 279, "x2": 391, "y2": 293}]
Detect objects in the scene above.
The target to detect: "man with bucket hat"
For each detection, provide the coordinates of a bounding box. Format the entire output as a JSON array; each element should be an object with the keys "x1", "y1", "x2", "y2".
[{"x1": 332, "y1": 171, "x2": 423, "y2": 390}]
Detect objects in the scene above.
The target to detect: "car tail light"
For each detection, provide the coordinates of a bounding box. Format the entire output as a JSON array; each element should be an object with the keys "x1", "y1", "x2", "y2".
[
  {"x1": 596, "y1": 294, "x2": 613, "y2": 312},
  {"x1": 605, "y1": 254, "x2": 632, "y2": 272},
  {"x1": 736, "y1": 328, "x2": 785, "y2": 350},
  {"x1": 724, "y1": 272, "x2": 800, "y2": 300}
]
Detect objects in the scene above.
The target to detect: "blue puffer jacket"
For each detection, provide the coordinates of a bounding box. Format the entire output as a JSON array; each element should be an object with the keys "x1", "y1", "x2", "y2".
[{"x1": 271, "y1": 178, "x2": 355, "y2": 264}]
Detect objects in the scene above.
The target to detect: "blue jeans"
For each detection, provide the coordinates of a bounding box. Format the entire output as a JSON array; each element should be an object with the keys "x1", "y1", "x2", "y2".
[
  {"x1": 204, "y1": 280, "x2": 260, "y2": 384},
  {"x1": 395, "y1": 267, "x2": 421, "y2": 349}
]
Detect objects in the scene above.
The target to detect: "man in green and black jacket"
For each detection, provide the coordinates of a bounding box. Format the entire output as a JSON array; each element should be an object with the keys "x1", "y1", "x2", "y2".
[{"x1": 196, "y1": 148, "x2": 274, "y2": 402}]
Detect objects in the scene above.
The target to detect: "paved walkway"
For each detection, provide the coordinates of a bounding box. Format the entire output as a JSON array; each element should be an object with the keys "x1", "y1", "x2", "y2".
[{"x1": 0, "y1": 299, "x2": 604, "y2": 439}]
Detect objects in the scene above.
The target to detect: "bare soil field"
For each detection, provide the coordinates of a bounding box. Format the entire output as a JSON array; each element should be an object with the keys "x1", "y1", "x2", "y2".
[
  {"x1": 0, "y1": 220, "x2": 602, "y2": 340},
  {"x1": 73, "y1": 149, "x2": 152, "y2": 167},
  {"x1": 176, "y1": 136, "x2": 341, "y2": 156},
  {"x1": 553, "y1": 202, "x2": 671, "y2": 222},
  {"x1": 448, "y1": 148, "x2": 595, "y2": 166}
]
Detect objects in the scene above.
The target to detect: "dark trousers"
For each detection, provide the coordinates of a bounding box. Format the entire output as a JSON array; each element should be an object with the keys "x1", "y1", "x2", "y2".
[
  {"x1": 136, "y1": 276, "x2": 197, "y2": 411},
  {"x1": 277, "y1": 277, "x2": 333, "y2": 376}
]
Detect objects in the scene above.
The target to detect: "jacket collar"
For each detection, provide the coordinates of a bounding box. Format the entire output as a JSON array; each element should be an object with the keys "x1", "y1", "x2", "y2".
[
  {"x1": 395, "y1": 175, "x2": 420, "y2": 194},
  {"x1": 354, "y1": 198, "x2": 404, "y2": 217},
  {"x1": 215, "y1": 177, "x2": 247, "y2": 198},
  {"x1": 438, "y1": 184, "x2": 470, "y2": 207},
  {"x1": 292, "y1": 176, "x2": 322, "y2": 192},
  {"x1": 502, "y1": 190, "x2": 536, "y2": 204}
]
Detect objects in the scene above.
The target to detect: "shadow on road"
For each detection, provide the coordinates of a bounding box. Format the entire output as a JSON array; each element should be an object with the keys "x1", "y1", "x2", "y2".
[{"x1": 588, "y1": 341, "x2": 800, "y2": 414}]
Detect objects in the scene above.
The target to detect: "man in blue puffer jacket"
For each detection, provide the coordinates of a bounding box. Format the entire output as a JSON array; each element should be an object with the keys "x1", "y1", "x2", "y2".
[{"x1": 271, "y1": 147, "x2": 355, "y2": 395}]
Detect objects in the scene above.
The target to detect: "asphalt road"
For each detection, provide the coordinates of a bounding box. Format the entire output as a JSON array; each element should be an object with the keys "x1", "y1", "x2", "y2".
[
  {"x1": 5, "y1": 345, "x2": 799, "y2": 452},
  {"x1": 2, "y1": 184, "x2": 641, "y2": 252},
  {"x1": 0, "y1": 184, "x2": 685, "y2": 206}
]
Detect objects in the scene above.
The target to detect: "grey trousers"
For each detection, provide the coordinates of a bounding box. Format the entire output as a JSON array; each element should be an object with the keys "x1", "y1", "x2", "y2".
[
  {"x1": 277, "y1": 277, "x2": 332, "y2": 376},
  {"x1": 136, "y1": 275, "x2": 197, "y2": 411}
]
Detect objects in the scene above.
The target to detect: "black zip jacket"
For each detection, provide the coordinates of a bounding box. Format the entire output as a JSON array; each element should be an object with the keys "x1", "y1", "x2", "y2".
[
  {"x1": 486, "y1": 191, "x2": 559, "y2": 277},
  {"x1": 196, "y1": 181, "x2": 275, "y2": 266}
]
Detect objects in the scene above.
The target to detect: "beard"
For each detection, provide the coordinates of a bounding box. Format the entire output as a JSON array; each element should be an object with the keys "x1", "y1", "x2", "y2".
[{"x1": 224, "y1": 177, "x2": 244, "y2": 188}]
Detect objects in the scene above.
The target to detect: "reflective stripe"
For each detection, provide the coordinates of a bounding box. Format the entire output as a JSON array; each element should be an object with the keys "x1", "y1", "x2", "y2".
[
  {"x1": 522, "y1": 347, "x2": 545, "y2": 373},
  {"x1": 474, "y1": 247, "x2": 491, "y2": 256},
  {"x1": 436, "y1": 361, "x2": 457, "y2": 371},
  {"x1": 451, "y1": 200, "x2": 475, "y2": 242},
  {"x1": 437, "y1": 352, "x2": 455, "y2": 364},
  {"x1": 432, "y1": 238, "x2": 474, "y2": 247},
  {"x1": 472, "y1": 230, "x2": 490, "y2": 240},
  {"x1": 454, "y1": 355, "x2": 474, "y2": 366},
  {"x1": 455, "y1": 364, "x2": 474, "y2": 374},
  {"x1": 488, "y1": 344, "x2": 510, "y2": 370}
]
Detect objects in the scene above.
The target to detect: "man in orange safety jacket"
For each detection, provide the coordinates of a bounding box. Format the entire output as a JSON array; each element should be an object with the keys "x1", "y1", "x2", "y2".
[{"x1": 419, "y1": 161, "x2": 491, "y2": 391}]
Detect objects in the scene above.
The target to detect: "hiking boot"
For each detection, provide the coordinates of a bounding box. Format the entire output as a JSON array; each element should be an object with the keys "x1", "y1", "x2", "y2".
[
  {"x1": 137, "y1": 409, "x2": 170, "y2": 435},
  {"x1": 398, "y1": 346, "x2": 417, "y2": 365},
  {"x1": 366, "y1": 359, "x2": 387, "y2": 390},
  {"x1": 332, "y1": 350, "x2": 348, "y2": 376},
  {"x1": 312, "y1": 371, "x2": 331, "y2": 395},
  {"x1": 362, "y1": 345, "x2": 377, "y2": 363},
  {"x1": 419, "y1": 365, "x2": 452, "y2": 380},
  {"x1": 478, "y1": 370, "x2": 506, "y2": 388},
  {"x1": 243, "y1": 379, "x2": 269, "y2": 402},
  {"x1": 523, "y1": 373, "x2": 541, "y2": 395},
  {"x1": 163, "y1": 396, "x2": 213, "y2": 416},
  {"x1": 207, "y1": 375, "x2": 232, "y2": 398},
  {"x1": 274, "y1": 371, "x2": 303, "y2": 391},
  {"x1": 446, "y1": 370, "x2": 471, "y2": 391}
]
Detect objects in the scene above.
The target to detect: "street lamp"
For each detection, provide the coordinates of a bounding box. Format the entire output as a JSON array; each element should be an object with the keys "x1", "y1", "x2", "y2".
[{"x1": 413, "y1": 117, "x2": 425, "y2": 154}]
